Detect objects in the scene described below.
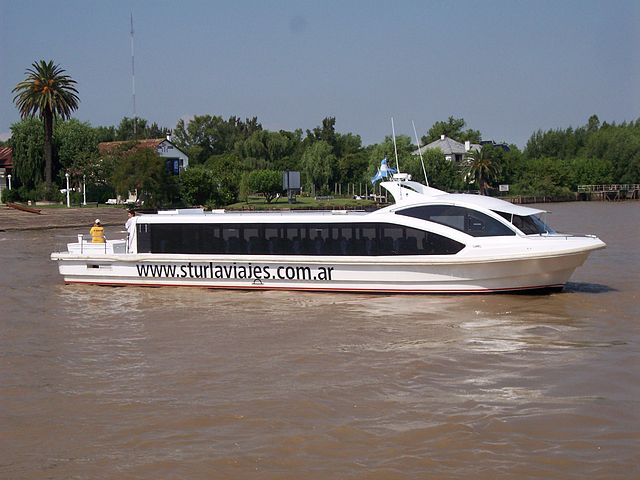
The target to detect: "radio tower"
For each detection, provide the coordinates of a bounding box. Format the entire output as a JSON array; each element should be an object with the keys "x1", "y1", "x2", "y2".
[{"x1": 130, "y1": 12, "x2": 137, "y2": 138}]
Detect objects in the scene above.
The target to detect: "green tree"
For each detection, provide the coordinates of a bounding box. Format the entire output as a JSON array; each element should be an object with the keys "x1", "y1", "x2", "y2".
[
  {"x1": 179, "y1": 165, "x2": 219, "y2": 205},
  {"x1": 276, "y1": 129, "x2": 306, "y2": 171},
  {"x1": 521, "y1": 115, "x2": 640, "y2": 186},
  {"x1": 201, "y1": 154, "x2": 243, "y2": 206},
  {"x1": 337, "y1": 150, "x2": 369, "y2": 185},
  {"x1": 12, "y1": 60, "x2": 79, "y2": 188},
  {"x1": 173, "y1": 115, "x2": 262, "y2": 165},
  {"x1": 9, "y1": 118, "x2": 44, "y2": 188},
  {"x1": 236, "y1": 129, "x2": 304, "y2": 171},
  {"x1": 110, "y1": 148, "x2": 170, "y2": 207},
  {"x1": 334, "y1": 132, "x2": 362, "y2": 158},
  {"x1": 465, "y1": 145, "x2": 500, "y2": 195},
  {"x1": 240, "y1": 130, "x2": 267, "y2": 162},
  {"x1": 568, "y1": 157, "x2": 614, "y2": 188},
  {"x1": 513, "y1": 157, "x2": 572, "y2": 196},
  {"x1": 204, "y1": 152, "x2": 245, "y2": 174},
  {"x1": 247, "y1": 169, "x2": 283, "y2": 203},
  {"x1": 421, "y1": 117, "x2": 481, "y2": 145},
  {"x1": 307, "y1": 116, "x2": 337, "y2": 149},
  {"x1": 586, "y1": 114, "x2": 600, "y2": 133},
  {"x1": 54, "y1": 119, "x2": 98, "y2": 182},
  {"x1": 584, "y1": 122, "x2": 640, "y2": 183},
  {"x1": 54, "y1": 119, "x2": 103, "y2": 199},
  {"x1": 94, "y1": 125, "x2": 116, "y2": 142},
  {"x1": 496, "y1": 145, "x2": 522, "y2": 186},
  {"x1": 116, "y1": 117, "x2": 148, "y2": 140},
  {"x1": 525, "y1": 128, "x2": 582, "y2": 160},
  {"x1": 263, "y1": 131, "x2": 293, "y2": 166},
  {"x1": 422, "y1": 149, "x2": 462, "y2": 191},
  {"x1": 300, "y1": 140, "x2": 336, "y2": 193},
  {"x1": 115, "y1": 117, "x2": 170, "y2": 140},
  {"x1": 366, "y1": 135, "x2": 413, "y2": 180}
]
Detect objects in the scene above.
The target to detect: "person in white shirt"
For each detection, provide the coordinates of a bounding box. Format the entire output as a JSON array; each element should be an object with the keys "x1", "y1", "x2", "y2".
[{"x1": 125, "y1": 210, "x2": 136, "y2": 252}]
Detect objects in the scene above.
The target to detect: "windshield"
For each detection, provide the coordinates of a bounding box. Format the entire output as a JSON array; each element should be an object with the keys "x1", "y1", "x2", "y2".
[
  {"x1": 397, "y1": 205, "x2": 516, "y2": 237},
  {"x1": 493, "y1": 211, "x2": 556, "y2": 235}
]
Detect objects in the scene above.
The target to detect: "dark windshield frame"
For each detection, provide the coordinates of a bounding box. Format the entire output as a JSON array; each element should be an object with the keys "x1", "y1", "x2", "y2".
[
  {"x1": 492, "y1": 211, "x2": 556, "y2": 235},
  {"x1": 396, "y1": 205, "x2": 516, "y2": 237}
]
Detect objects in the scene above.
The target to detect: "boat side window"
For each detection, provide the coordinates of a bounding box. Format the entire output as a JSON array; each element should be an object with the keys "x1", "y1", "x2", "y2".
[
  {"x1": 223, "y1": 226, "x2": 246, "y2": 254},
  {"x1": 144, "y1": 222, "x2": 464, "y2": 255},
  {"x1": 137, "y1": 223, "x2": 151, "y2": 252},
  {"x1": 493, "y1": 211, "x2": 556, "y2": 235},
  {"x1": 378, "y1": 223, "x2": 464, "y2": 255},
  {"x1": 265, "y1": 226, "x2": 284, "y2": 254},
  {"x1": 397, "y1": 205, "x2": 515, "y2": 237}
]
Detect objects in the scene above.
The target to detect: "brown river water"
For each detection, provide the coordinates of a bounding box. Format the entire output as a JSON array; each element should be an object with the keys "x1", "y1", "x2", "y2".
[{"x1": 1, "y1": 202, "x2": 638, "y2": 479}]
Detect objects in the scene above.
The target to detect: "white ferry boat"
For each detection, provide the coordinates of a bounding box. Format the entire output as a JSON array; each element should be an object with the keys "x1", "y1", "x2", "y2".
[{"x1": 51, "y1": 175, "x2": 605, "y2": 293}]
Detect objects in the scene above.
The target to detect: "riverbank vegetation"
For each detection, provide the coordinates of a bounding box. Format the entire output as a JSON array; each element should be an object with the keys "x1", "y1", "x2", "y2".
[
  {"x1": 5, "y1": 61, "x2": 638, "y2": 209},
  {"x1": 6, "y1": 112, "x2": 638, "y2": 208}
]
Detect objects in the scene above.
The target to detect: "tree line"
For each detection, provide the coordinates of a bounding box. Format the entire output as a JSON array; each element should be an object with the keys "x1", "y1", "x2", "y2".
[{"x1": 4, "y1": 60, "x2": 639, "y2": 207}]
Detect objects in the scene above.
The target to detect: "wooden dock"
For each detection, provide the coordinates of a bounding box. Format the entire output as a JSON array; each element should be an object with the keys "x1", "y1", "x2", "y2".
[{"x1": 577, "y1": 184, "x2": 640, "y2": 201}]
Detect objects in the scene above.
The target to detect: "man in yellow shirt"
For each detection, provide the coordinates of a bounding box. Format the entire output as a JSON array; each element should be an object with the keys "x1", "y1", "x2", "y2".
[{"x1": 89, "y1": 219, "x2": 105, "y2": 243}]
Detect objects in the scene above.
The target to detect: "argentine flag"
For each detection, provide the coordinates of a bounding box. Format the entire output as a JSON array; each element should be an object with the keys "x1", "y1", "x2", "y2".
[{"x1": 371, "y1": 158, "x2": 397, "y2": 184}]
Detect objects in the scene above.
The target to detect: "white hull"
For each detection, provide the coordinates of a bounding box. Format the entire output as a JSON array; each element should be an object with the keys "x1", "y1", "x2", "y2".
[
  {"x1": 51, "y1": 179, "x2": 605, "y2": 294},
  {"x1": 52, "y1": 248, "x2": 594, "y2": 293}
]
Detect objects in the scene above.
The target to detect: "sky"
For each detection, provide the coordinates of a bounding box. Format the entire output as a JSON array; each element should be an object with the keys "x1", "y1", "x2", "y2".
[{"x1": 1, "y1": 0, "x2": 639, "y2": 148}]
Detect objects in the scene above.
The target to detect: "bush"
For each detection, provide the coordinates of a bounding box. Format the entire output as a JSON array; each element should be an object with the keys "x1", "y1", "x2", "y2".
[
  {"x1": 1, "y1": 188, "x2": 20, "y2": 203},
  {"x1": 70, "y1": 191, "x2": 83, "y2": 205},
  {"x1": 87, "y1": 183, "x2": 117, "y2": 204},
  {"x1": 37, "y1": 184, "x2": 63, "y2": 202},
  {"x1": 179, "y1": 165, "x2": 218, "y2": 205},
  {"x1": 16, "y1": 186, "x2": 37, "y2": 202},
  {"x1": 246, "y1": 169, "x2": 283, "y2": 203}
]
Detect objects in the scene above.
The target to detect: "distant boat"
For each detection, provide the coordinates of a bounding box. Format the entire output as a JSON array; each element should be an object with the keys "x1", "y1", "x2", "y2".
[
  {"x1": 7, "y1": 202, "x2": 42, "y2": 215},
  {"x1": 50, "y1": 173, "x2": 605, "y2": 293}
]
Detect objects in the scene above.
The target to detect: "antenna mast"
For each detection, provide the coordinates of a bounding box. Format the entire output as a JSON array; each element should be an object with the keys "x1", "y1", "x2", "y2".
[
  {"x1": 412, "y1": 120, "x2": 429, "y2": 186},
  {"x1": 130, "y1": 12, "x2": 137, "y2": 138}
]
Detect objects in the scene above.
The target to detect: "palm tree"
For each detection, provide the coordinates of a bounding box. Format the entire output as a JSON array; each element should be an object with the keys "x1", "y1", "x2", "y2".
[
  {"x1": 13, "y1": 60, "x2": 79, "y2": 188},
  {"x1": 465, "y1": 146, "x2": 499, "y2": 195}
]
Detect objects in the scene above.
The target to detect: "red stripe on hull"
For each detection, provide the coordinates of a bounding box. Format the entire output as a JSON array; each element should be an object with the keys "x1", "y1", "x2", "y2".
[{"x1": 63, "y1": 280, "x2": 565, "y2": 294}]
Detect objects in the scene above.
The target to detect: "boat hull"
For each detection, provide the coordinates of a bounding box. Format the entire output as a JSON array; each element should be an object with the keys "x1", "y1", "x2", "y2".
[{"x1": 51, "y1": 249, "x2": 595, "y2": 293}]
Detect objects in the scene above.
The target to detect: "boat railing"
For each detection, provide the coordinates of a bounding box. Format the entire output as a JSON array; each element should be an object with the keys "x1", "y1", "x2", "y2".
[
  {"x1": 577, "y1": 184, "x2": 640, "y2": 192},
  {"x1": 72, "y1": 235, "x2": 126, "y2": 255},
  {"x1": 77, "y1": 234, "x2": 109, "y2": 254}
]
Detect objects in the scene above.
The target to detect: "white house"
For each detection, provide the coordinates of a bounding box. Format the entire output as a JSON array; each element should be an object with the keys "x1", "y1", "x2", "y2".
[
  {"x1": 413, "y1": 135, "x2": 481, "y2": 163},
  {"x1": 98, "y1": 135, "x2": 189, "y2": 175},
  {"x1": 98, "y1": 136, "x2": 189, "y2": 204}
]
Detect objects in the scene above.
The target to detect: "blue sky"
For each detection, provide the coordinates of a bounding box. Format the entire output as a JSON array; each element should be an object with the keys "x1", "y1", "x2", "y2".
[{"x1": 1, "y1": 0, "x2": 638, "y2": 147}]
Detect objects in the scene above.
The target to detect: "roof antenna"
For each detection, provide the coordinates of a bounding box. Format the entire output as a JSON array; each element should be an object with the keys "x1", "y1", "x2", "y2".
[{"x1": 412, "y1": 120, "x2": 429, "y2": 186}]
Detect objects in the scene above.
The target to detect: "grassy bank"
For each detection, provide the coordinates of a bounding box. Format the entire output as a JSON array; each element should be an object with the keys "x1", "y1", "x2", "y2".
[{"x1": 226, "y1": 195, "x2": 379, "y2": 211}]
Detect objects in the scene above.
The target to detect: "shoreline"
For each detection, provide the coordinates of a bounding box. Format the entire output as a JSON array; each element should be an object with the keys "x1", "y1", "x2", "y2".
[
  {"x1": 2, "y1": 197, "x2": 636, "y2": 232},
  {"x1": 0, "y1": 205, "x2": 127, "y2": 232}
]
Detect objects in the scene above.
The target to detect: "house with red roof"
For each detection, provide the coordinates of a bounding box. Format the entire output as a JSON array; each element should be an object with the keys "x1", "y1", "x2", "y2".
[
  {"x1": 98, "y1": 136, "x2": 189, "y2": 175},
  {"x1": 0, "y1": 146, "x2": 13, "y2": 191}
]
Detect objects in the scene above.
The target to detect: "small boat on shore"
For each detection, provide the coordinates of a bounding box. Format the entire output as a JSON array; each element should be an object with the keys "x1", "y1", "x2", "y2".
[
  {"x1": 7, "y1": 202, "x2": 42, "y2": 214},
  {"x1": 50, "y1": 173, "x2": 605, "y2": 293}
]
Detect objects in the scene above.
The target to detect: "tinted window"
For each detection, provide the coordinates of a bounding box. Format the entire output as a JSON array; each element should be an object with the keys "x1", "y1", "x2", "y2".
[
  {"x1": 397, "y1": 205, "x2": 515, "y2": 237},
  {"x1": 493, "y1": 211, "x2": 556, "y2": 235},
  {"x1": 139, "y1": 222, "x2": 464, "y2": 256}
]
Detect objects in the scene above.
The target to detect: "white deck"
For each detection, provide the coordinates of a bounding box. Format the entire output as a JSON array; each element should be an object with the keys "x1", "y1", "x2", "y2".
[{"x1": 67, "y1": 237, "x2": 127, "y2": 255}]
